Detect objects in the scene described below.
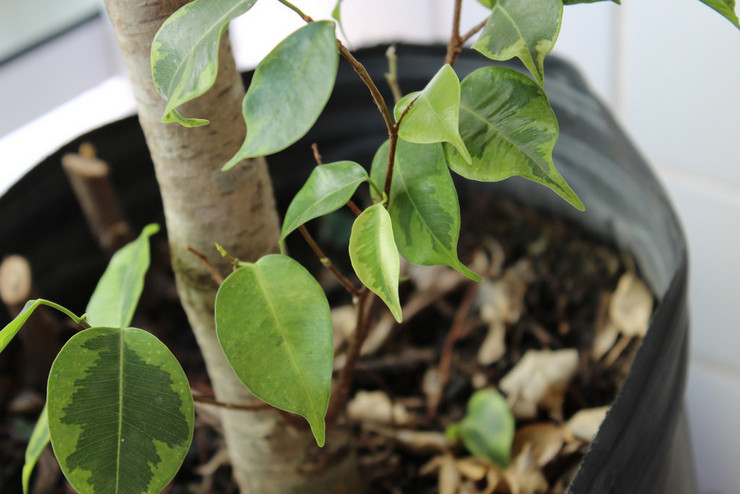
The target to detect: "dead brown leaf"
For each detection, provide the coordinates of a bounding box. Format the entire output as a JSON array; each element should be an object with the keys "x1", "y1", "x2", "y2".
[
  {"x1": 564, "y1": 406, "x2": 609, "y2": 443},
  {"x1": 347, "y1": 390, "x2": 412, "y2": 426},
  {"x1": 512, "y1": 422, "x2": 565, "y2": 467},
  {"x1": 609, "y1": 272, "x2": 653, "y2": 338},
  {"x1": 499, "y1": 349, "x2": 579, "y2": 420}
]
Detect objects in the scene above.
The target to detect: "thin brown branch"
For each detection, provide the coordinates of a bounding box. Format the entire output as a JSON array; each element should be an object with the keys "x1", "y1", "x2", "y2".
[
  {"x1": 326, "y1": 290, "x2": 376, "y2": 424},
  {"x1": 186, "y1": 244, "x2": 225, "y2": 285},
  {"x1": 277, "y1": 0, "x2": 313, "y2": 22},
  {"x1": 445, "y1": 0, "x2": 464, "y2": 66},
  {"x1": 298, "y1": 226, "x2": 361, "y2": 297},
  {"x1": 461, "y1": 17, "x2": 488, "y2": 44},
  {"x1": 193, "y1": 394, "x2": 270, "y2": 411}
]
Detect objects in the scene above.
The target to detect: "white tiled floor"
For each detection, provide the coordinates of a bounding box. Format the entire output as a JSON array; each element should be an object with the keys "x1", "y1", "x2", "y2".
[{"x1": 1, "y1": 2, "x2": 739, "y2": 493}]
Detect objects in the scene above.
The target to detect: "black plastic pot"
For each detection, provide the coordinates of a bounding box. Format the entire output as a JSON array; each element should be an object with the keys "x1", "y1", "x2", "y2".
[{"x1": 0, "y1": 45, "x2": 694, "y2": 493}]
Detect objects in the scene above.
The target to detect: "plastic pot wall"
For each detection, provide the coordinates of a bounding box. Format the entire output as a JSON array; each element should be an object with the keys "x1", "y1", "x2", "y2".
[{"x1": 0, "y1": 45, "x2": 694, "y2": 493}]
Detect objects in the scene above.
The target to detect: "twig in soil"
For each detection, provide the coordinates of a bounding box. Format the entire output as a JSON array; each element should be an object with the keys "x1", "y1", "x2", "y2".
[
  {"x1": 327, "y1": 291, "x2": 378, "y2": 424},
  {"x1": 61, "y1": 143, "x2": 134, "y2": 254},
  {"x1": 185, "y1": 245, "x2": 224, "y2": 285},
  {"x1": 427, "y1": 282, "x2": 479, "y2": 420}
]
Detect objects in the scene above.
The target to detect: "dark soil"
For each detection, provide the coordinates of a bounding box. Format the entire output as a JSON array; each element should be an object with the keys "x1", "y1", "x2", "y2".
[{"x1": 0, "y1": 195, "x2": 639, "y2": 494}]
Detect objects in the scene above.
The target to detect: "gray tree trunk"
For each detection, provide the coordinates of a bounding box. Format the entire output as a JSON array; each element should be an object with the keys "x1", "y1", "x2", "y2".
[{"x1": 102, "y1": 1, "x2": 359, "y2": 491}]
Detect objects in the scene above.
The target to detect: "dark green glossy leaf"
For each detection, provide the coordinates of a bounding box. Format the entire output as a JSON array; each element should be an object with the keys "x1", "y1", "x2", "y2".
[
  {"x1": 48, "y1": 327, "x2": 194, "y2": 494},
  {"x1": 371, "y1": 140, "x2": 481, "y2": 281},
  {"x1": 699, "y1": 0, "x2": 739, "y2": 28},
  {"x1": 448, "y1": 389, "x2": 514, "y2": 468},
  {"x1": 152, "y1": 0, "x2": 259, "y2": 126},
  {"x1": 223, "y1": 21, "x2": 339, "y2": 169},
  {"x1": 394, "y1": 65, "x2": 471, "y2": 163},
  {"x1": 349, "y1": 204, "x2": 402, "y2": 322},
  {"x1": 473, "y1": 0, "x2": 563, "y2": 85},
  {"x1": 215, "y1": 255, "x2": 333, "y2": 446},
  {"x1": 281, "y1": 161, "x2": 368, "y2": 241},
  {"x1": 22, "y1": 403, "x2": 49, "y2": 494},
  {"x1": 447, "y1": 66, "x2": 584, "y2": 211},
  {"x1": 86, "y1": 224, "x2": 159, "y2": 328}
]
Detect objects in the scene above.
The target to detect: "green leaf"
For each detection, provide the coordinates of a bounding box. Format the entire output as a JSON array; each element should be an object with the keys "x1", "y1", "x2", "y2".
[
  {"x1": 472, "y1": 0, "x2": 563, "y2": 85},
  {"x1": 151, "y1": 0, "x2": 259, "y2": 126},
  {"x1": 699, "y1": 0, "x2": 740, "y2": 28},
  {"x1": 349, "y1": 204, "x2": 402, "y2": 322},
  {"x1": 371, "y1": 140, "x2": 481, "y2": 281},
  {"x1": 331, "y1": 0, "x2": 350, "y2": 42},
  {"x1": 223, "y1": 21, "x2": 339, "y2": 170},
  {"x1": 449, "y1": 389, "x2": 515, "y2": 468},
  {"x1": 394, "y1": 65, "x2": 471, "y2": 163},
  {"x1": 477, "y1": 0, "x2": 494, "y2": 7},
  {"x1": 447, "y1": 66, "x2": 584, "y2": 211},
  {"x1": 1, "y1": 300, "x2": 86, "y2": 355},
  {"x1": 281, "y1": 161, "x2": 368, "y2": 241},
  {"x1": 215, "y1": 255, "x2": 333, "y2": 446},
  {"x1": 47, "y1": 327, "x2": 194, "y2": 494},
  {"x1": 22, "y1": 403, "x2": 50, "y2": 494},
  {"x1": 85, "y1": 224, "x2": 159, "y2": 328}
]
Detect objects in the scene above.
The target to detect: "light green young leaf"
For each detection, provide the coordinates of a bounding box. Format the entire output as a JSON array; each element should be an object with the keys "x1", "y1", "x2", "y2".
[
  {"x1": 371, "y1": 140, "x2": 481, "y2": 281},
  {"x1": 215, "y1": 255, "x2": 333, "y2": 446},
  {"x1": 331, "y1": 0, "x2": 350, "y2": 42},
  {"x1": 223, "y1": 21, "x2": 339, "y2": 170},
  {"x1": 349, "y1": 204, "x2": 402, "y2": 322},
  {"x1": 448, "y1": 389, "x2": 515, "y2": 468},
  {"x1": 85, "y1": 224, "x2": 159, "y2": 328},
  {"x1": 281, "y1": 161, "x2": 368, "y2": 241},
  {"x1": 699, "y1": 0, "x2": 740, "y2": 28},
  {"x1": 447, "y1": 66, "x2": 584, "y2": 211},
  {"x1": 473, "y1": 0, "x2": 563, "y2": 85},
  {"x1": 1, "y1": 300, "x2": 86, "y2": 355},
  {"x1": 151, "y1": 0, "x2": 259, "y2": 126},
  {"x1": 47, "y1": 327, "x2": 193, "y2": 494},
  {"x1": 22, "y1": 403, "x2": 49, "y2": 494},
  {"x1": 394, "y1": 65, "x2": 471, "y2": 164}
]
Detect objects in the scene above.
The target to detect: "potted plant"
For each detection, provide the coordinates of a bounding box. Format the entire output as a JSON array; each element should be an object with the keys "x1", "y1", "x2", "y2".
[{"x1": 1, "y1": 0, "x2": 737, "y2": 493}]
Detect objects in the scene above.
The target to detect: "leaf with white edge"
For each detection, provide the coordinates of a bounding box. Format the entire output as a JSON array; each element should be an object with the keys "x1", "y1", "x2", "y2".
[
  {"x1": 86, "y1": 224, "x2": 159, "y2": 328},
  {"x1": 446, "y1": 66, "x2": 584, "y2": 211},
  {"x1": 699, "y1": 0, "x2": 740, "y2": 28},
  {"x1": 282, "y1": 161, "x2": 368, "y2": 241},
  {"x1": 215, "y1": 255, "x2": 333, "y2": 446},
  {"x1": 349, "y1": 204, "x2": 402, "y2": 322},
  {"x1": 371, "y1": 140, "x2": 481, "y2": 281},
  {"x1": 151, "y1": 0, "x2": 258, "y2": 126},
  {"x1": 473, "y1": 0, "x2": 562, "y2": 85},
  {"x1": 47, "y1": 327, "x2": 193, "y2": 494},
  {"x1": 447, "y1": 389, "x2": 515, "y2": 468},
  {"x1": 394, "y1": 65, "x2": 471, "y2": 164},
  {"x1": 22, "y1": 403, "x2": 49, "y2": 494},
  {"x1": 223, "y1": 22, "x2": 339, "y2": 169}
]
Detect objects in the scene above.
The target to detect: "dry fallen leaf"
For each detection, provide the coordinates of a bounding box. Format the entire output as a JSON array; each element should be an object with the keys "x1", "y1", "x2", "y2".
[
  {"x1": 478, "y1": 320, "x2": 506, "y2": 366},
  {"x1": 503, "y1": 444, "x2": 549, "y2": 494},
  {"x1": 366, "y1": 423, "x2": 450, "y2": 456},
  {"x1": 331, "y1": 304, "x2": 356, "y2": 351},
  {"x1": 609, "y1": 272, "x2": 653, "y2": 338},
  {"x1": 499, "y1": 349, "x2": 579, "y2": 420},
  {"x1": 439, "y1": 454, "x2": 462, "y2": 494},
  {"x1": 512, "y1": 422, "x2": 565, "y2": 467},
  {"x1": 565, "y1": 406, "x2": 609, "y2": 443},
  {"x1": 347, "y1": 390, "x2": 412, "y2": 426}
]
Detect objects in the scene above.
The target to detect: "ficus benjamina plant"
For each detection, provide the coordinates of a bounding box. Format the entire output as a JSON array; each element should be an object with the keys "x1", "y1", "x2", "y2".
[{"x1": 2, "y1": 0, "x2": 737, "y2": 492}]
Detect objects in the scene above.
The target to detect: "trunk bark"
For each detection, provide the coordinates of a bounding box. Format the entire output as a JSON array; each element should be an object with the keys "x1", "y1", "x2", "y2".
[{"x1": 102, "y1": 1, "x2": 359, "y2": 492}]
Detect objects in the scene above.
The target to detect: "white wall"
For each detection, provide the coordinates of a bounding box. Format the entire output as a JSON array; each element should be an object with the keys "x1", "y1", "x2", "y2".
[{"x1": 1, "y1": 1, "x2": 738, "y2": 492}]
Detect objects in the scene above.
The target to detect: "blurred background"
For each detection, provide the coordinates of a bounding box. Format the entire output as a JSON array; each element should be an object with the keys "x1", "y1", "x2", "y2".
[{"x1": 1, "y1": 1, "x2": 738, "y2": 492}]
